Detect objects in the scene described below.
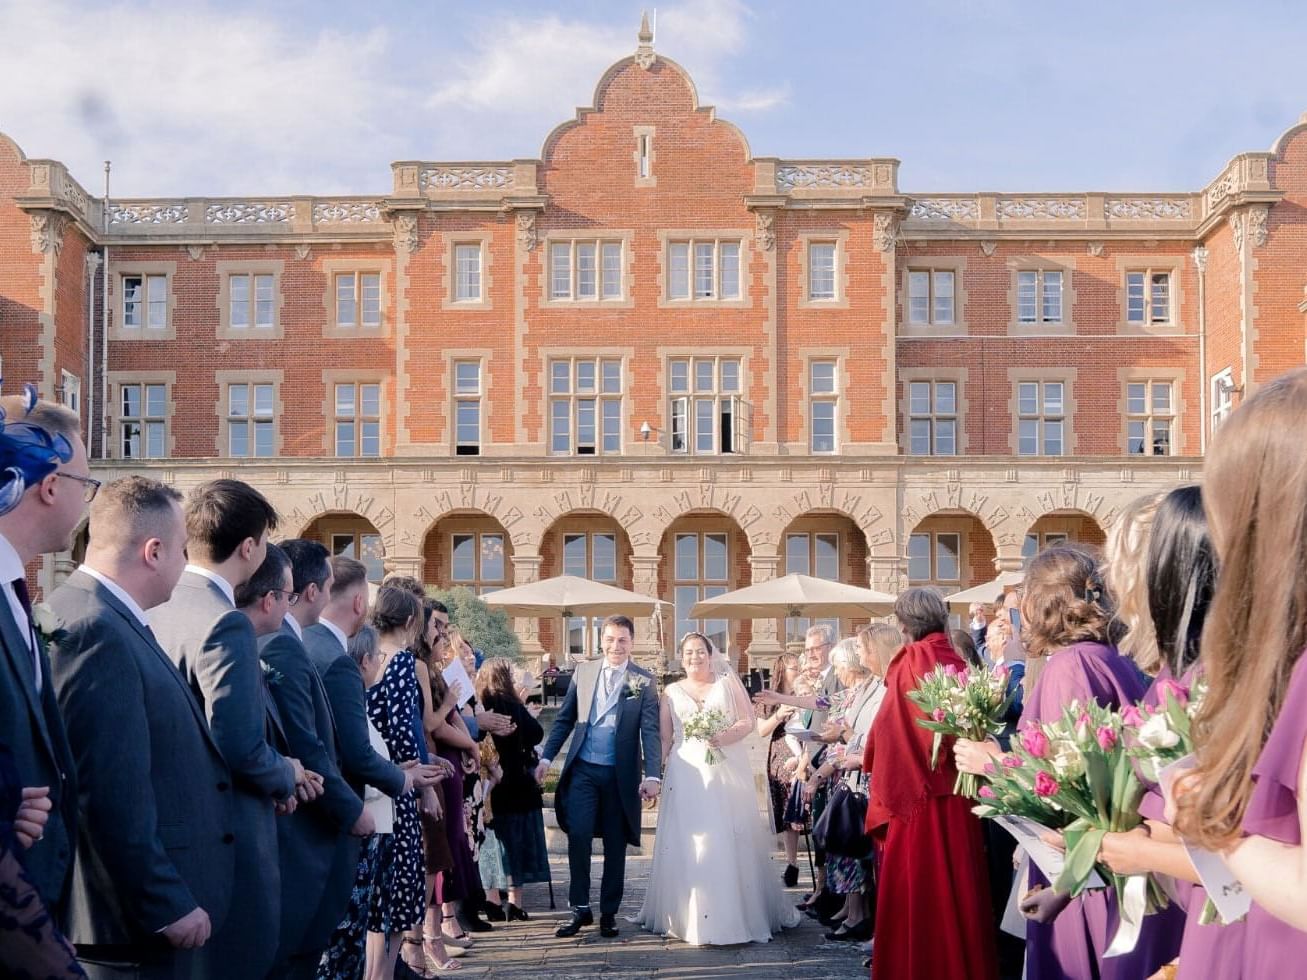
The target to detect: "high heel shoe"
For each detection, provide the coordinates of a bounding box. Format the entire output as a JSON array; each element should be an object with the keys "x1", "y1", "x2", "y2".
[
  {"x1": 825, "y1": 920, "x2": 872, "y2": 942},
  {"x1": 782, "y1": 864, "x2": 799, "y2": 887},
  {"x1": 482, "y1": 900, "x2": 506, "y2": 922},
  {"x1": 505, "y1": 903, "x2": 530, "y2": 922}
]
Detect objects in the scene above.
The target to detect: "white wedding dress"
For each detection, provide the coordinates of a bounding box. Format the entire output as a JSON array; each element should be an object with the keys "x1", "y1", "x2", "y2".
[{"x1": 633, "y1": 675, "x2": 802, "y2": 945}]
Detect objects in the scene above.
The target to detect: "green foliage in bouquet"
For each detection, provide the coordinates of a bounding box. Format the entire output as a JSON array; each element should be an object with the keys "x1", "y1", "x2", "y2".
[{"x1": 907, "y1": 662, "x2": 1017, "y2": 797}]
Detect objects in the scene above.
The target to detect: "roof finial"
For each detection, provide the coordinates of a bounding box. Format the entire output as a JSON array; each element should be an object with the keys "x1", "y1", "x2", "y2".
[{"x1": 635, "y1": 10, "x2": 656, "y2": 70}]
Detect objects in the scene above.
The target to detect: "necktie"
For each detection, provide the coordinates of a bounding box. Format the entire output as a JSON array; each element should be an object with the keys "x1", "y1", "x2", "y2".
[
  {"x1": 603, "y1": 668, "x2": 616, "y2": 699},
  {"x1": 11, "y1": 577, "x2": 41, "y2": 692}
]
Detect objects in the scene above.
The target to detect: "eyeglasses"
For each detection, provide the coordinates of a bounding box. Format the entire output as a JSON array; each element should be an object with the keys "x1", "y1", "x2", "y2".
[
  {"x1": 268, "y1": 589, "x2": 300, "y2": 606},
  {"x1": 57, "y1": 472, "x2": 101, "y2": 503}
]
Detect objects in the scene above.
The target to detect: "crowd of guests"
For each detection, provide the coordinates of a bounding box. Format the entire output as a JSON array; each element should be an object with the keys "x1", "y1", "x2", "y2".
[{"x1": 0, "y1": 390, "x2": 549, "y2": 979}]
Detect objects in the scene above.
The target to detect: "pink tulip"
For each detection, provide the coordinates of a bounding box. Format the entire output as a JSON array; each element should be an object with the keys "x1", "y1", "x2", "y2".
[
  {"x1": 1002, "y1": 755, "x2": 1022, "y2": 768},
  {"x1": 932, "y1": 708, "x2": 947, "y2": 722},
  {"x1": 1078, "y1": 711, "x2": 1092, "y2": 729},
  {"x1": 1096, "y1": 726, "x2": 1117, "y2": 751},
  {"x1": 1034, "y1": 771, "x2": 1060, "y2": 797},
  {"x1": 983, "y1": 763, "x2": 997, "y2": 776},
  {"x1": 1155, "y1": 678, "x2": 1190, "y2": 708},
  {"x1": 944, "y1": 664, "x2": 960, "y2": 678},
  {"x1": 1020, "y1": 728, "x2": 1050, "y2": 759},
  {"x1": 1121, "y1": 704, "x2": 1145, "y2": 727},
  {"x1": 978, "y1": 786, "x2": 996, "y2": 799}
]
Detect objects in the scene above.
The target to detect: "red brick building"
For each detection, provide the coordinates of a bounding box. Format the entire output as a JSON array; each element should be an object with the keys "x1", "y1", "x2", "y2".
[{"x1": 2, "y1": 26, "x2": 1301, "y2": 665}]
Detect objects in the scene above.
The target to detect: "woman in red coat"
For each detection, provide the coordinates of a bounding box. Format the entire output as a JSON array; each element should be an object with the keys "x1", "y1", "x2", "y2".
[{"x1": 862, "y1": 587, "x2": 998, "y2": 979}]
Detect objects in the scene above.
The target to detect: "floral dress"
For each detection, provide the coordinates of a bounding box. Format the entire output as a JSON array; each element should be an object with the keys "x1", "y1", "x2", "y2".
[{"x1": 365, "y1": 649, "x2": 426, "y2": 934}]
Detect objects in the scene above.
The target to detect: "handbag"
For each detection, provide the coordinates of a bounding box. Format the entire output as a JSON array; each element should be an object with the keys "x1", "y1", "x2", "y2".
[
  {"x1": 781, "y1": 778, "x2": 807, "y2": 827},
  {"x1": 813, "y1": 781, "x2": 870, "y2": 857}
]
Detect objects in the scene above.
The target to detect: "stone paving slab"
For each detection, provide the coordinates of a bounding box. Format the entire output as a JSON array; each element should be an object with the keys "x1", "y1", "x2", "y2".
[{"x1": 448, "y1": 851, "x2": 868, "y2": 979}]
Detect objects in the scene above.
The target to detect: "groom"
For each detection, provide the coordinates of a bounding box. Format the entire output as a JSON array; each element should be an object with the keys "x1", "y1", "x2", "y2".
[{"x1": 536, "y1": 615, "x2": 661, "y2": 938}]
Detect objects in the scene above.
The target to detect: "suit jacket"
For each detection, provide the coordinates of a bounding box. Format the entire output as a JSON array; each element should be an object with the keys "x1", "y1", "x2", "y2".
[
  {"x1": 151, "y1": 570, "x2": 293, "y2": 979},
  {"x1": 47, "y1": 570, "x2": 236, "y2": 968},
  {"x1": 0, "y1": 580, "x2": 77, "y2": 921},
  {"x1": 540, "y1": 659, "x2": 660, "y2": 845},
  {"x1": 259, "y1": 621, "x2": 362, "y2": 958}
]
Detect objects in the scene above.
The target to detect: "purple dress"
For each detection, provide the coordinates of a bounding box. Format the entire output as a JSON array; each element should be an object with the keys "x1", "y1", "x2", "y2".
[
  {"x1": 1239, "y1": 651, "x2": 1307, "y2": 974},
  {"x1": 1137, "y1": 669, "x2": 1245, "y2": 980},
  {"x1": 1023, "y1": 642, "x2": 1184, "y2": 980}
]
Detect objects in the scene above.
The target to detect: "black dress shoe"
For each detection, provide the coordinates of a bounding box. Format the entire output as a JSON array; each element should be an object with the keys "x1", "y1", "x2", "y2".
[
  {"x1": 826, "y1": 920, "x2": 872, "y2": 942},
  {"x1": 782, "y1": 864, "x2": 799, "y2": 888},
  {"x1": 555, "y1": 909, "x2": 594, "y2": 938},
  {"x1": 506, "y1": 903, "x2": 530, "y2": 922},
  {"x1": 482, "y1": 900, "x2": 506, "y2": 922},
  {"x1": 463, "y1": 914, "x2": 493, "y2": 933},
  {"x1": 599, "y1": 915, "x2": 619, "y2": 938}
]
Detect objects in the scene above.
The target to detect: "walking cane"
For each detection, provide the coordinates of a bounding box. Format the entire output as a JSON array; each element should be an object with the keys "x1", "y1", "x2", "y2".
[
  {"x1": 548, "y1": 880, "x2": 556, "y2": 910},
  {"x1": 803, "y1": 827, "x2": 817, "y2": 892}
]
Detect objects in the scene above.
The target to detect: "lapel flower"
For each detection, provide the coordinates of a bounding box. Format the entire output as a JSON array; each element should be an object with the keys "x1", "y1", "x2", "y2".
[
  {"x1": 261, "y1": 661, "x2": 284, "y2": 687},
  {"x1": 624, "y1": 674, "x2": 649, "y2": 700},
  {"x1": 31, "y1": 603, "x2": 66, "y2": 646}
]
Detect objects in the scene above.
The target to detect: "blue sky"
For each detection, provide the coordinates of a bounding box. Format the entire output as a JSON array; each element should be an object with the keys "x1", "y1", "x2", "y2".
[{"x1": 0, "y1": 0, "x2": 1303, "y2": 197}]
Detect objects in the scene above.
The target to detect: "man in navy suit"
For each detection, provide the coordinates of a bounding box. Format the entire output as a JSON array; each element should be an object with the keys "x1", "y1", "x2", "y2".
[
  {"x1": 49, "y1": 476, "x2": 236, "y2": 979},
  {"x1": 0, "y1": 391, "x2": 90, "y2": 923}
]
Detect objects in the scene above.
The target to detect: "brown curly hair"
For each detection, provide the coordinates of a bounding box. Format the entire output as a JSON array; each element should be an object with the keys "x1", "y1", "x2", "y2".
[{"x1": 1020, "y1": 545, "x2": 1119, "y2": 658}]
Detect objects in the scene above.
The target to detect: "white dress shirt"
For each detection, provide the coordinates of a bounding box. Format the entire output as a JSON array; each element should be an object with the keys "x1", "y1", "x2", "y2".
[
  {"x1": 0, "y1": 531, "x2": 39, "y2": 692},
  {"x1": 283, "y1": 613, "x2": 303, "y2": 641},
  {"x1": 185, "y1": 564, "x2": 236, "y2": 607},
  {"x1": 319, "y1": 616, "x2": 349, "y2": 653},
  {"x1": 79, "y1": 564, "x2": 151, "y2": 627}
]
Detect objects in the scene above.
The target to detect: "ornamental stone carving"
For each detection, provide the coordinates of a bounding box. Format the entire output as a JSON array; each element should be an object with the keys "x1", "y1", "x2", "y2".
[
  {"x1": 30, "y1": 213, "x2": 66, "y2": 255},
  {"x1": 1192, "y1": 246, "x2": 1208, "y2": 272},
  {"x1": 312, "y1": 201, "x2": 383, "y2": 224},
  {"x1": 1105, "y1": 198, "x2": 1192, "y2": 220},
  {"x1": 1229, "y1": 211, "x2": 1245, "y2": 254},
  {"x1": 1086, "y1": 241, "x2": 1104, "y2": 257},
  {"x1": 108, "y1": 202, "x2": 189, "y2": 225},
  {"x1": 634, "y1": 12, "x2": 656, "y2": 69},
  {"x1": 205, "y1": 201, "x2": 293, "y2": 224},
  {"x1": 776, "y1": 164, "x2": 870, "y2": 191},
  {"x1": 187, "y1": 245, "x2": 206, "y2": 261},
  {"x1": 393, "y1": 214, "x2": 419, "y2": 254},
  {"x1": 755, "y1": 211, "x2": 775, "y2": 251},
  {"x1": 1247, "y1": 206, "x2": 1269, "y2": 248},
  {"x1": 980, "y1": 240, "x2": 997, "y2": 257},
  {"x1": 1206, "y1": 165, "x2": 1240, "y2": 213},
  {"x1": 418, "y1": 167, "x2": 514, "y2": 192},
  {"x1": 515, "y1": 211, "x2": 537, "y2": 251},
  {"x1": 872, "y1": 212, "x2": 898, "y2": 252},
  {"x1": 295, "y1": 244, "x2": 312, "y2": 261},
  {"x1": 909, "y1": 198, "x2": 980, "y2": 221},
  {"x1": 996, "y1": 198, "x2": 1086, "y2": 220}
]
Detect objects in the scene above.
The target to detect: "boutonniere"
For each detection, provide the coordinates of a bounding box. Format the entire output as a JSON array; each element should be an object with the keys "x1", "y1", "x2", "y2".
[
  {"x1": 624, "y1": 675, "x2": 649, "y2": 700},
  {"x1": 32, "y1": 603, "x2": 66, "y2": 646},
  {"x1": 261, "y1": 662, "x2": 284, "y2": 687}
]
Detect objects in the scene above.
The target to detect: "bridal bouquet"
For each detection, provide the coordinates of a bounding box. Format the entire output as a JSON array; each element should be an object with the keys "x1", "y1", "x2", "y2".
[
  {"x1": 682, "y1": 707, "x2": 731, "y2": 765},
  {"x1": 907, "y1": 662, "x2": 1017, "y2": 797},
  {"x1": 1123, "y1": 675, "x2": 1206, "y2": 782},
  {"x1": 973, "y1": 701, "x2": 1169, "y2": 955}
]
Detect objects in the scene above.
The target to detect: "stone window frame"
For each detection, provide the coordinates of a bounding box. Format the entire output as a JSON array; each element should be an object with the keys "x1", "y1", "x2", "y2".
[
  {"x1": 655, "y1": 229, "x2": 750, "y2": 310},
  {"x1": 215, "y1": 260, "x2": 285, "y2": 340},
  {"x1": 58, "y1": 369, "x2": 80, "y2": 414},
  {"x1": 321, "y1": 369, "x2": 387, "y2": 458},
  {"x1": 802, "y1": 350, "x2": 846, "y2": 455},
  {"x1": 109, "y1": 261, "x2": 177, "y2": 341},
  {"x1": 538, "y1": 347, "x2": 630, "y2": 458},
  {"x1": 1007, "y1": 256, "x2": 1077, "y2": 337},
  {"x1": 447, "y1": 524, "x2": 509, "y2": 593},
  {"x1": 898, "y1": 257, "x2": 968, "y2": 336},
  {"x1": 907, "y1": 528, "x2": 965, "y2": 584},
  {"x1": 633, "y1": 125, "x2": 657, "y2": 188},
  {"x1": 797, "y1": 231, "x2": 850, "y2": 310},
  {"x1": 106, "y1": 370, "x2": 176, "y2": 460},
  {"x1": 670, "y1": 529, "x2": 732, "y2": 648},
  {"x1": 441, "y1": 232, "x2": 493, "y2": 311},
  {"x1": 1114, "y1": 255, "x2": 1185, "y2": 336},
  {"x1": 782, "y1": 528, "x2": 843, "y2": 644},
  {"x1": 1116, "y1": 366, "x2": 1187, "y2": 457},
  {"x1": 542, "y1": 230, "x2": 636, "y2": 309},
  {"x1": 662, "y1": 350, "x2": 751, "y2": 456},
  {"x1": 1210, "y1": 367, "x2": 1236, "y2": 433},
  {"x1": 898, "y1": 366, "x2": 970, "y2": 455},
  {"x1": 322, "y1": 259, "x2": 392, "y2": 339},
  {"x1": 213, "y1": 368, "x2": 285, "y2": 459},
  {"x1": 446, "y1": 349, "x2": 493, "y2": 457},
  {"x1": 1006, "y1": 366, "x2": 1079, "y2": 456}
]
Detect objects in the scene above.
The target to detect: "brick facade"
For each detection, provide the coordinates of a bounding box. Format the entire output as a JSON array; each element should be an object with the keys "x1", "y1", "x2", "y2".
[{"x1": 2, "y1": 35, "x2": 1304, "y2": 665}]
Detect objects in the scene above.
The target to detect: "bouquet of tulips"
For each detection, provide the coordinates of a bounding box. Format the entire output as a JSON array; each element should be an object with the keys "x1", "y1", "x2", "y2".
[
  {"x1": 681, "y1": 707, "x2": 731, "y2": 765},
  {"x1": 908, "y1": 662, "x2": 1017, "y2": 797},
  {"x1": 1123, "y1": 675, "x2": 1206, "y2": 782},
  {"x1": 973, "y1": 700, "x2": 1169, "y2": 955}
]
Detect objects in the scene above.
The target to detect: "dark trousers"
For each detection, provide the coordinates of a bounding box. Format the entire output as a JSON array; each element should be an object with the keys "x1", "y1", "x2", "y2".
[{"x1": 565, "y1": 760, "x2": 626, "y2": 917}]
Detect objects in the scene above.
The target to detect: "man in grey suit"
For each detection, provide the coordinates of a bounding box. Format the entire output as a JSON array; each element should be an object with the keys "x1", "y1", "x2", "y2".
[
  {"x1": 536, "y1": 616, "x2": 661, "y2": 939},
  {"x1": 48, "y1": 477, "x2": 236, "y2": 979},
  {"x1": 239, "y1": 541, "x2": 373, "y2": 979},
  {"x1": 151, "y1": 480, "x2": 321, "y2": 979},
  {"x1": 0, "y1": 393, "x2": 89, "y2": 923}
]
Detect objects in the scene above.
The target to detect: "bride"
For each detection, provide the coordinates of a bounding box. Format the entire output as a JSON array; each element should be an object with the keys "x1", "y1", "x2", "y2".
[{"x1": 633, "y1": 632, "x2": 801, "y2": 945}]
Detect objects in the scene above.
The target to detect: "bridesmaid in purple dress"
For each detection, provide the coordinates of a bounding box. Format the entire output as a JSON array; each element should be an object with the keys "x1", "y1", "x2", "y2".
[
  {"x1": 1098, "y1": 485, "x2": 1241, "y2": 979},
  {"x1": 957, "y1": 545, "x2": 1183, "y2": 979},
  {"x1": 1170, "y1": 369, "x2": 1307, "y2": 974}
]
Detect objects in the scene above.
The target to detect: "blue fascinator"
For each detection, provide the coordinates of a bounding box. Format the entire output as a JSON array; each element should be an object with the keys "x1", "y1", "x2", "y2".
[{"x1": 0, "y1": 381, "x2": 74, "y2": 517}]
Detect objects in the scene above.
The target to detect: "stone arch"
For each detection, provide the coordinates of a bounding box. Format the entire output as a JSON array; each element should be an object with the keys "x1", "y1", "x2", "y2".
[
  {"x1": 771, "y1": 509, "x2": 872, "y2": 650},
  {"x1": 905, "y1": 511, "x2": 999, "y2": 597},
  {"x1": 538, "y1": 54, "x2": 752, "y2": 166},
  {"x1": 537, "y1": 508, "x2": 636, "y2": 660},
  {"x1": 301, "y1": 511, "x2": 387, "y2": 583},
  {"x1": 420, "y1": 510, "x2": 514, "y2": 593},
  {"x1": 658, "y1": 508, "x2": 753, "y2": 665},
  {"x1": 644, "y1": 484, "x2": 778, "y2": 561},
  {"x1": 394, "y1": 484, "x2": 538, "y2": 560},
  {"x1": 1021, "y1": 508, "x2": 1107, "y2": 559},
  {"x1": 753, "y1": 483, "x2": 898, "y2": 564}
]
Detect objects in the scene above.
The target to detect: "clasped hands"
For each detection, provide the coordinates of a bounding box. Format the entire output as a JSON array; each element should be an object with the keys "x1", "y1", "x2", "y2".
[{"x1": 276, "y1": 758, "x2": 324, "y2": 814}]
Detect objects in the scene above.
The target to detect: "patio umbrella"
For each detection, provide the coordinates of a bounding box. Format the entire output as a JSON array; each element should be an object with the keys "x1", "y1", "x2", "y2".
[
  {"x1": 687, "y1": 573, "x2": 896, "y2": 620},
  {"x1": 943, "y1": 569, "x2": 1025, "y2": 610},
  {"x1": 482, "y1": 574, "x2": 662, "y2": 618}
]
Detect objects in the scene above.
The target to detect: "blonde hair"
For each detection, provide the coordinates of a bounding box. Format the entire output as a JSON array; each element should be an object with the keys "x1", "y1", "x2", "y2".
[
  {"x1": 858, "y1": 623, "x2": 902, "y2": 673},
  {"x1": 1104, "y1": 491, "x2": 1166, "y2": 674},
  {"x1": 1176, "y1": 369, "x2": 1307, "y2": 849}
]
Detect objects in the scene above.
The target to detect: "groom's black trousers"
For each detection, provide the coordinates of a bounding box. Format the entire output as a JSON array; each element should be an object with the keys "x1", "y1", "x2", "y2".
[{"x1": 566, "y1": 759, "x2": 628, "y2": 916}]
